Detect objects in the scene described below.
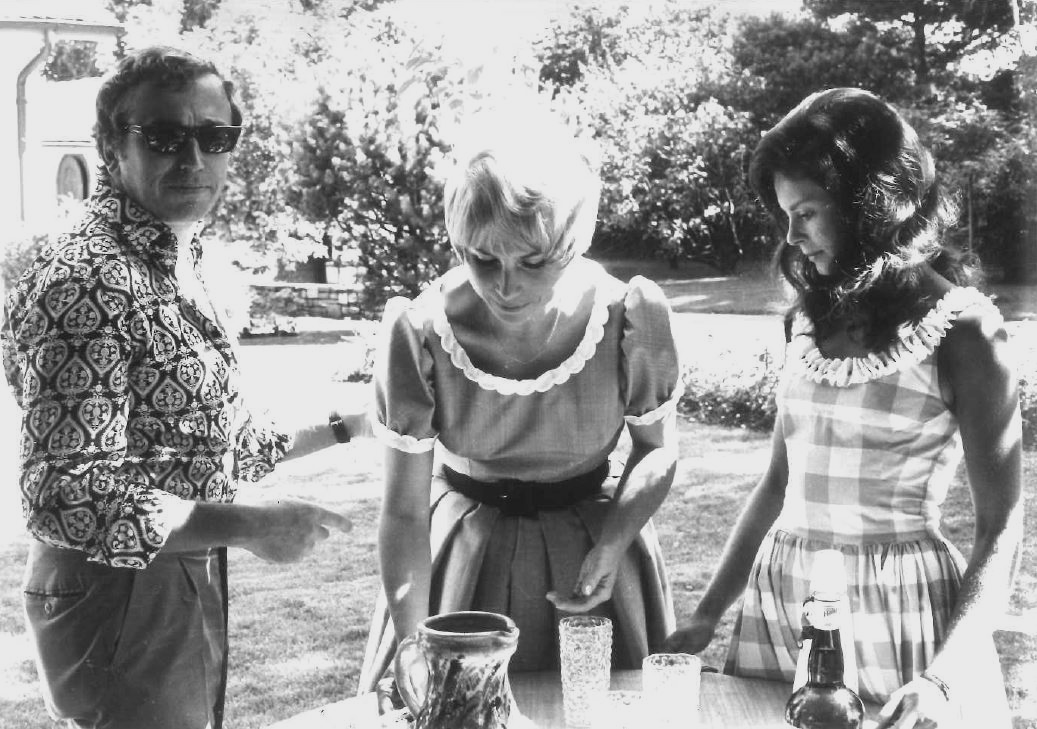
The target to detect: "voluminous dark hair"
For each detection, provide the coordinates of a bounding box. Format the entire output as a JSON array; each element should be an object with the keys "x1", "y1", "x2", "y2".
[
  {"x1": 94, "y1": 46, "x2": 242, "y2": 164},
  {"x1": 749, "y1": 87, "x2": 974, "y2": 350}
]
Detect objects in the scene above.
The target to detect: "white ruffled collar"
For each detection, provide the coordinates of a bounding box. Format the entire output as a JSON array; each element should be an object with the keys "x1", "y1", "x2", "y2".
[
  {"x1": 431, "y1": 279, "x2": 611, "y2": 396},
  {"x1": 788, "y1": 286, "x2": 996, "y2": 387}
]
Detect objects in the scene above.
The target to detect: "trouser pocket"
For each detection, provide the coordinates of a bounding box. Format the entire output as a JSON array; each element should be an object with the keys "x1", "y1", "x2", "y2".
[{"x1": 23, "y1": 543, "x2": 134, "y2": 724}]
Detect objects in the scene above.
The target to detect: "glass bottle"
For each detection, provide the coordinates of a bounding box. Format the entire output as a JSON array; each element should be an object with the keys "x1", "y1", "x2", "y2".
[
  {"x1": 785, "y1": 550, "x2": 864, "y2": 729},
  {"x1": 792, "y1": 550, "x2": 858, "y2": 693}
]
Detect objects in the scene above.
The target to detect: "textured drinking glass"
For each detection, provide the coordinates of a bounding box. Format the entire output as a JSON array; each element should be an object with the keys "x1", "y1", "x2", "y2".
[
  {"x1": 559, "y1": 616, "x2": 613, "y2": 728},
  {"x1": 590, "y1": 690, "x2": 644, "y2": 729},
  {"x1": 642, "y1": 653, "x2": 702, "y2": 726}
]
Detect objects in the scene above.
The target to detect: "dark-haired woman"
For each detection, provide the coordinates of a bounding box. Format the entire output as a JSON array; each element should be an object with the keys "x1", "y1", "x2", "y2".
[{"x1": 664, "y1": 88, "x2": 1021, "y2": 729}]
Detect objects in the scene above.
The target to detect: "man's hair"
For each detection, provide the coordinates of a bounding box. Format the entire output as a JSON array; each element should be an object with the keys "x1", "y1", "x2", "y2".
[
  {"x1": 94, "y1": 46, "x2": 242, "y2": 163},
  {"x1": 749, "y1": 87, "x2": 971, "y2": 349},
  {"x1": 443, "y1": 108, "x2": 601, "y2": 266}
]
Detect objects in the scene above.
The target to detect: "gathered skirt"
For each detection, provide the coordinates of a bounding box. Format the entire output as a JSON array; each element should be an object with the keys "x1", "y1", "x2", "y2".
[
  {"x1": 726, "y1": 528, "x2": 1011, "y2": 726},
  {"x1": 357, "y1": 471, "x2": 676, "y2": 694}
]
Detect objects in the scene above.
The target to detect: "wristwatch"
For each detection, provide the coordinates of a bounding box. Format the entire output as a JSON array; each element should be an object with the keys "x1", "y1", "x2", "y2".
[{"x1": 328, "y1": 412, "x2": 351, "y2": 443}]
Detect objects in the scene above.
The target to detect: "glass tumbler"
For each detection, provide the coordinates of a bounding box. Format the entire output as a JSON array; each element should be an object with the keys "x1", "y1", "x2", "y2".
[
  {"x1": 642, "y1": 653, "x2": 702, "y2": 726},
  {"x1": 590, "y1": 690, "x2": 643, "y2": 729},
  {"x1": 559, "y1": 616, "x2": 613, "y2": 728}
]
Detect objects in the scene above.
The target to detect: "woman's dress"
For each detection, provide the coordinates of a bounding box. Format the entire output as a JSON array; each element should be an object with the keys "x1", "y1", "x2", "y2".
[
  {"x1": 357, "y1": 262, "x2": 680, "y2": 693},
  {"x1": 726, "y1": 286, "x2": 1012, "y2": 724}
]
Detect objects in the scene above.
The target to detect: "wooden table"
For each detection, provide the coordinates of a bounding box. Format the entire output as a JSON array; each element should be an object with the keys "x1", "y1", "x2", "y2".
[
  {"x1": 516, "y1": 669, "x2": 791, "y2": 727},
  {"x1": 267, "y1": 670, "x2": 879, "y2": 728}
]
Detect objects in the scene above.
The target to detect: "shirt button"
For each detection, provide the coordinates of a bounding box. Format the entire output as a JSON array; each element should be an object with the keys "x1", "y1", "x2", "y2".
[{"x1": 43, "y1": 600, "x2": 54, "y2": 616}]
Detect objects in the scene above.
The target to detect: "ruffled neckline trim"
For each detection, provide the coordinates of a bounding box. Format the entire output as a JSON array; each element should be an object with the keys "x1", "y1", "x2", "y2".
[
  {"x1": 431, "y1": 279, "x2": 611, "y2": 396},
  {"x1": 788, "y1": 286, "x2": 997, "y2": 387}
]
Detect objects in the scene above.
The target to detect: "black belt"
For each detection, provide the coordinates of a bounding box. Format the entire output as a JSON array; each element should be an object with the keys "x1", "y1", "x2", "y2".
[{"x1": 443, "y1": 462, "x2": 609, "y2": 518}]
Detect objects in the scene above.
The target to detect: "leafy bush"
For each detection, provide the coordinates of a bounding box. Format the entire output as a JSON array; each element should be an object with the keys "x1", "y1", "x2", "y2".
[
  {"x1": 1016, "y1": 330, "x2": 1037, "y2": 449},
  {"x1": 678, "y1": 348, "x2": 780, "y2": 432},
  {"x1": 2, "y1": 199, "x2": 86, "y2": 293},
  {"x1": 1021, "y1": 373, "x2": 1037, "y2": 451},
  {"x1": 542, "y1": 5, "x2": 775, "y2": 269},
  {"x1": 188, "y1": 1, "x2": 331, "y2": 277},
  {"x1": 288, "y1": 16, "x2": 538, "y2": 314},
  {"x1": 1, "y1": 230, "x2": 49, "y2": 294},
  {"x1": 338, "y1": 338, "x2": 377, "y2": 384},
  {"x1": 290, "y1": 72, "x2": 455, "y2": 314},
  {"x1": 679, "y1": 345, "x2": 1037, "y2": 452}
]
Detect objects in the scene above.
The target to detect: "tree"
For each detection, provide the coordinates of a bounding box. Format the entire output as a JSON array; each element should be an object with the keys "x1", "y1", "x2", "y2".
[
  {"x1": 534, "y1": 4, "x2": 632, "y2": 89},
  {"x1": 185, "y1": 0, "x2": 349, "y2": 276},
  {"x1": 289, "y1": 17, "x2": 511, "y2": 311},
  {"x1": 106, "y1": 0, "x2": 152, "y2": 23},
  {"x1": 729, "y1": 3, "x2": 1036, "y2": 281},
  {"x1": 540, "y1": 3, "x2": 773, "y2": 269},
  {"x1": 804, "y1": 0, "x2": 1017, "y2": 84},
  {"x1": 723, "y1": 13, "x2": 915, "y2": 127},
  {"x1": 180, "y1": 0, "x2": 222, "y2": 31},
  {"x1": 43, "y1": 41, "x2": 105, "y2": 81}
]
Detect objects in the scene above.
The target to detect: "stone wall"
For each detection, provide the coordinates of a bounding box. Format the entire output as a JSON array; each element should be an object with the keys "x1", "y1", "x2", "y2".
[{"x1": 249, "y1": 281, "x2": 364, "y2": 319}]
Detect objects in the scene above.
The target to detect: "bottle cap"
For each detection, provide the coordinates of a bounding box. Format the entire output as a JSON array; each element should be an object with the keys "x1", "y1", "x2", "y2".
[{"x1": 809, "y1": 549, "x2": 846, "y2": 598}]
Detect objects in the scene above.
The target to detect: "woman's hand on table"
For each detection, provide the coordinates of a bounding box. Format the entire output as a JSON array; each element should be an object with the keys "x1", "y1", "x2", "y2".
[
  {"x1": 661, "y1": 615, "x2": 717, "y2": 654},
  {"x1": 546, "y1": 543, "x2": 622, "y2": 612},
  {"x1": 875, "y1": 677, "x2": 953, "y2": 729}
]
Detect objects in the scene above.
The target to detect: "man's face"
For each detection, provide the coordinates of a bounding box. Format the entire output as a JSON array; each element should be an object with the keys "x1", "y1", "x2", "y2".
[{"x1": 107, "y1": 74, "x2": 233, "y2": 224}]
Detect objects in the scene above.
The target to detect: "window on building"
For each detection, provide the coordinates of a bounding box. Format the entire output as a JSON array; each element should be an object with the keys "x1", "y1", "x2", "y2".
[{"x1": 56, "y1": 155, "x2": 89, "y2": 200}]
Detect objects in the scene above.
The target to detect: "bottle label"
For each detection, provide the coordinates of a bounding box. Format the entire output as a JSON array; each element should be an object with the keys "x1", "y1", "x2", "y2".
[
  {"x1": 795, "y1": 595, "x2": 860, "y2": 694},
  {"x1": 803, "y1": 598, "x2": 840, "y2": 630}
]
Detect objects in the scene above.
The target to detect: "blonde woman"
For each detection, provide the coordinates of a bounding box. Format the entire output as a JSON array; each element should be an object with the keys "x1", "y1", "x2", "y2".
[{"x1": 358, "y1": 111, "x2": 680, "y2": 691}]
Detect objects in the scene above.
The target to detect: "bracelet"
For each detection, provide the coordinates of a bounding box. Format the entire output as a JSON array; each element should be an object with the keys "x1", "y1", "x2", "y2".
[
  {"x1": 920, "y1": 671, "x2": 951, "y2": 702},
  {"x1": 328, "y1": 412, "x2": 351, "y2": 443}
]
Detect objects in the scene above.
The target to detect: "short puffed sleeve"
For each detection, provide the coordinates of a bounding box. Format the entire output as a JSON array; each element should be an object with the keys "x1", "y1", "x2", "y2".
[
  {"x1": 621, "y1": 276, "x2": 682, "y2": 425},
  {"x1": 372, "y1": 296, "x2": 438, "y2": 452}
]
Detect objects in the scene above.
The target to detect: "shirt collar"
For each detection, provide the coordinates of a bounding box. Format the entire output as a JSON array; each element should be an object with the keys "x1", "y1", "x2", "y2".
[{"x1": 87, "y1": 172, "x2": 202, "y2": 271}]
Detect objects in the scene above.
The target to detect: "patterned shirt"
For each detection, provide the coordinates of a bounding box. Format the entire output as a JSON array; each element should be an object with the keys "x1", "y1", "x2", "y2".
[{"x1": 1, "y1": 175, "x2": 290, "y2": 568}]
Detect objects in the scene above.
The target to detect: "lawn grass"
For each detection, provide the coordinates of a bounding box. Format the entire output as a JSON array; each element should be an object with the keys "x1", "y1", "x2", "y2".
[{"x1": 1, "y1": 416, "x2": 1033, "y2": 728}]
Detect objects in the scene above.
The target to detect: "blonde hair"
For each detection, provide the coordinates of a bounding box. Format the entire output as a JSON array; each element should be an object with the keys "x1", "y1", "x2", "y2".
[{"x1": 444, "y1": 110, "x2": 601, "y2": 264}]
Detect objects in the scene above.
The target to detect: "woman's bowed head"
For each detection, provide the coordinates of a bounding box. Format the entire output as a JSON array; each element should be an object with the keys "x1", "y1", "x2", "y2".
[
  {"x1": 443, "y1": 110, "x2": 602, "y2": 336},
  {"x1": 664, "y1": 87, "x2": 1022, "y2": 729},
  {"x1": 751, "y1": 87, "x2": 970, "y2": 351}
]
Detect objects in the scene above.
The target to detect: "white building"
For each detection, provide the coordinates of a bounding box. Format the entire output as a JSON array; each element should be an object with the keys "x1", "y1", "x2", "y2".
[{"x1": 0, "y1": 1, "x2": 120, "y2": 228}]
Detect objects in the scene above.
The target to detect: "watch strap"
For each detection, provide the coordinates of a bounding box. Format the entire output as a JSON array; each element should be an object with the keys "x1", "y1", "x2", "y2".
[{"x1": 328, "y1": 412, "x2": 351, "y2": 443}]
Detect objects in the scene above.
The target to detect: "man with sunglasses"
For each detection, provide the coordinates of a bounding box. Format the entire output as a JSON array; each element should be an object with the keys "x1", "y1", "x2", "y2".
[{"x1": 2, "y1": 46, "x2": 360, "y2": 729}]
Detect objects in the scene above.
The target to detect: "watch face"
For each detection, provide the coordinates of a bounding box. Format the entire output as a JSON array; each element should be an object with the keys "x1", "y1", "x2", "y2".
[{"x1": 329, "y1": 415, "x2": 350, "y2": 443}]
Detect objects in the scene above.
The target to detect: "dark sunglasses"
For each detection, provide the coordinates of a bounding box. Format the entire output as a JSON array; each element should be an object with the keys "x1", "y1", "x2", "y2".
[{"x1": 122, "y1": 123, "x2": 243, "y2": 155}]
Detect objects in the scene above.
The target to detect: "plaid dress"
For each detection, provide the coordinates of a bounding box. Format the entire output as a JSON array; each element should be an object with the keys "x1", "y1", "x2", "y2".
[{"x1": 725, "y1": 287, "x2": 1011, "y2": 722}]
